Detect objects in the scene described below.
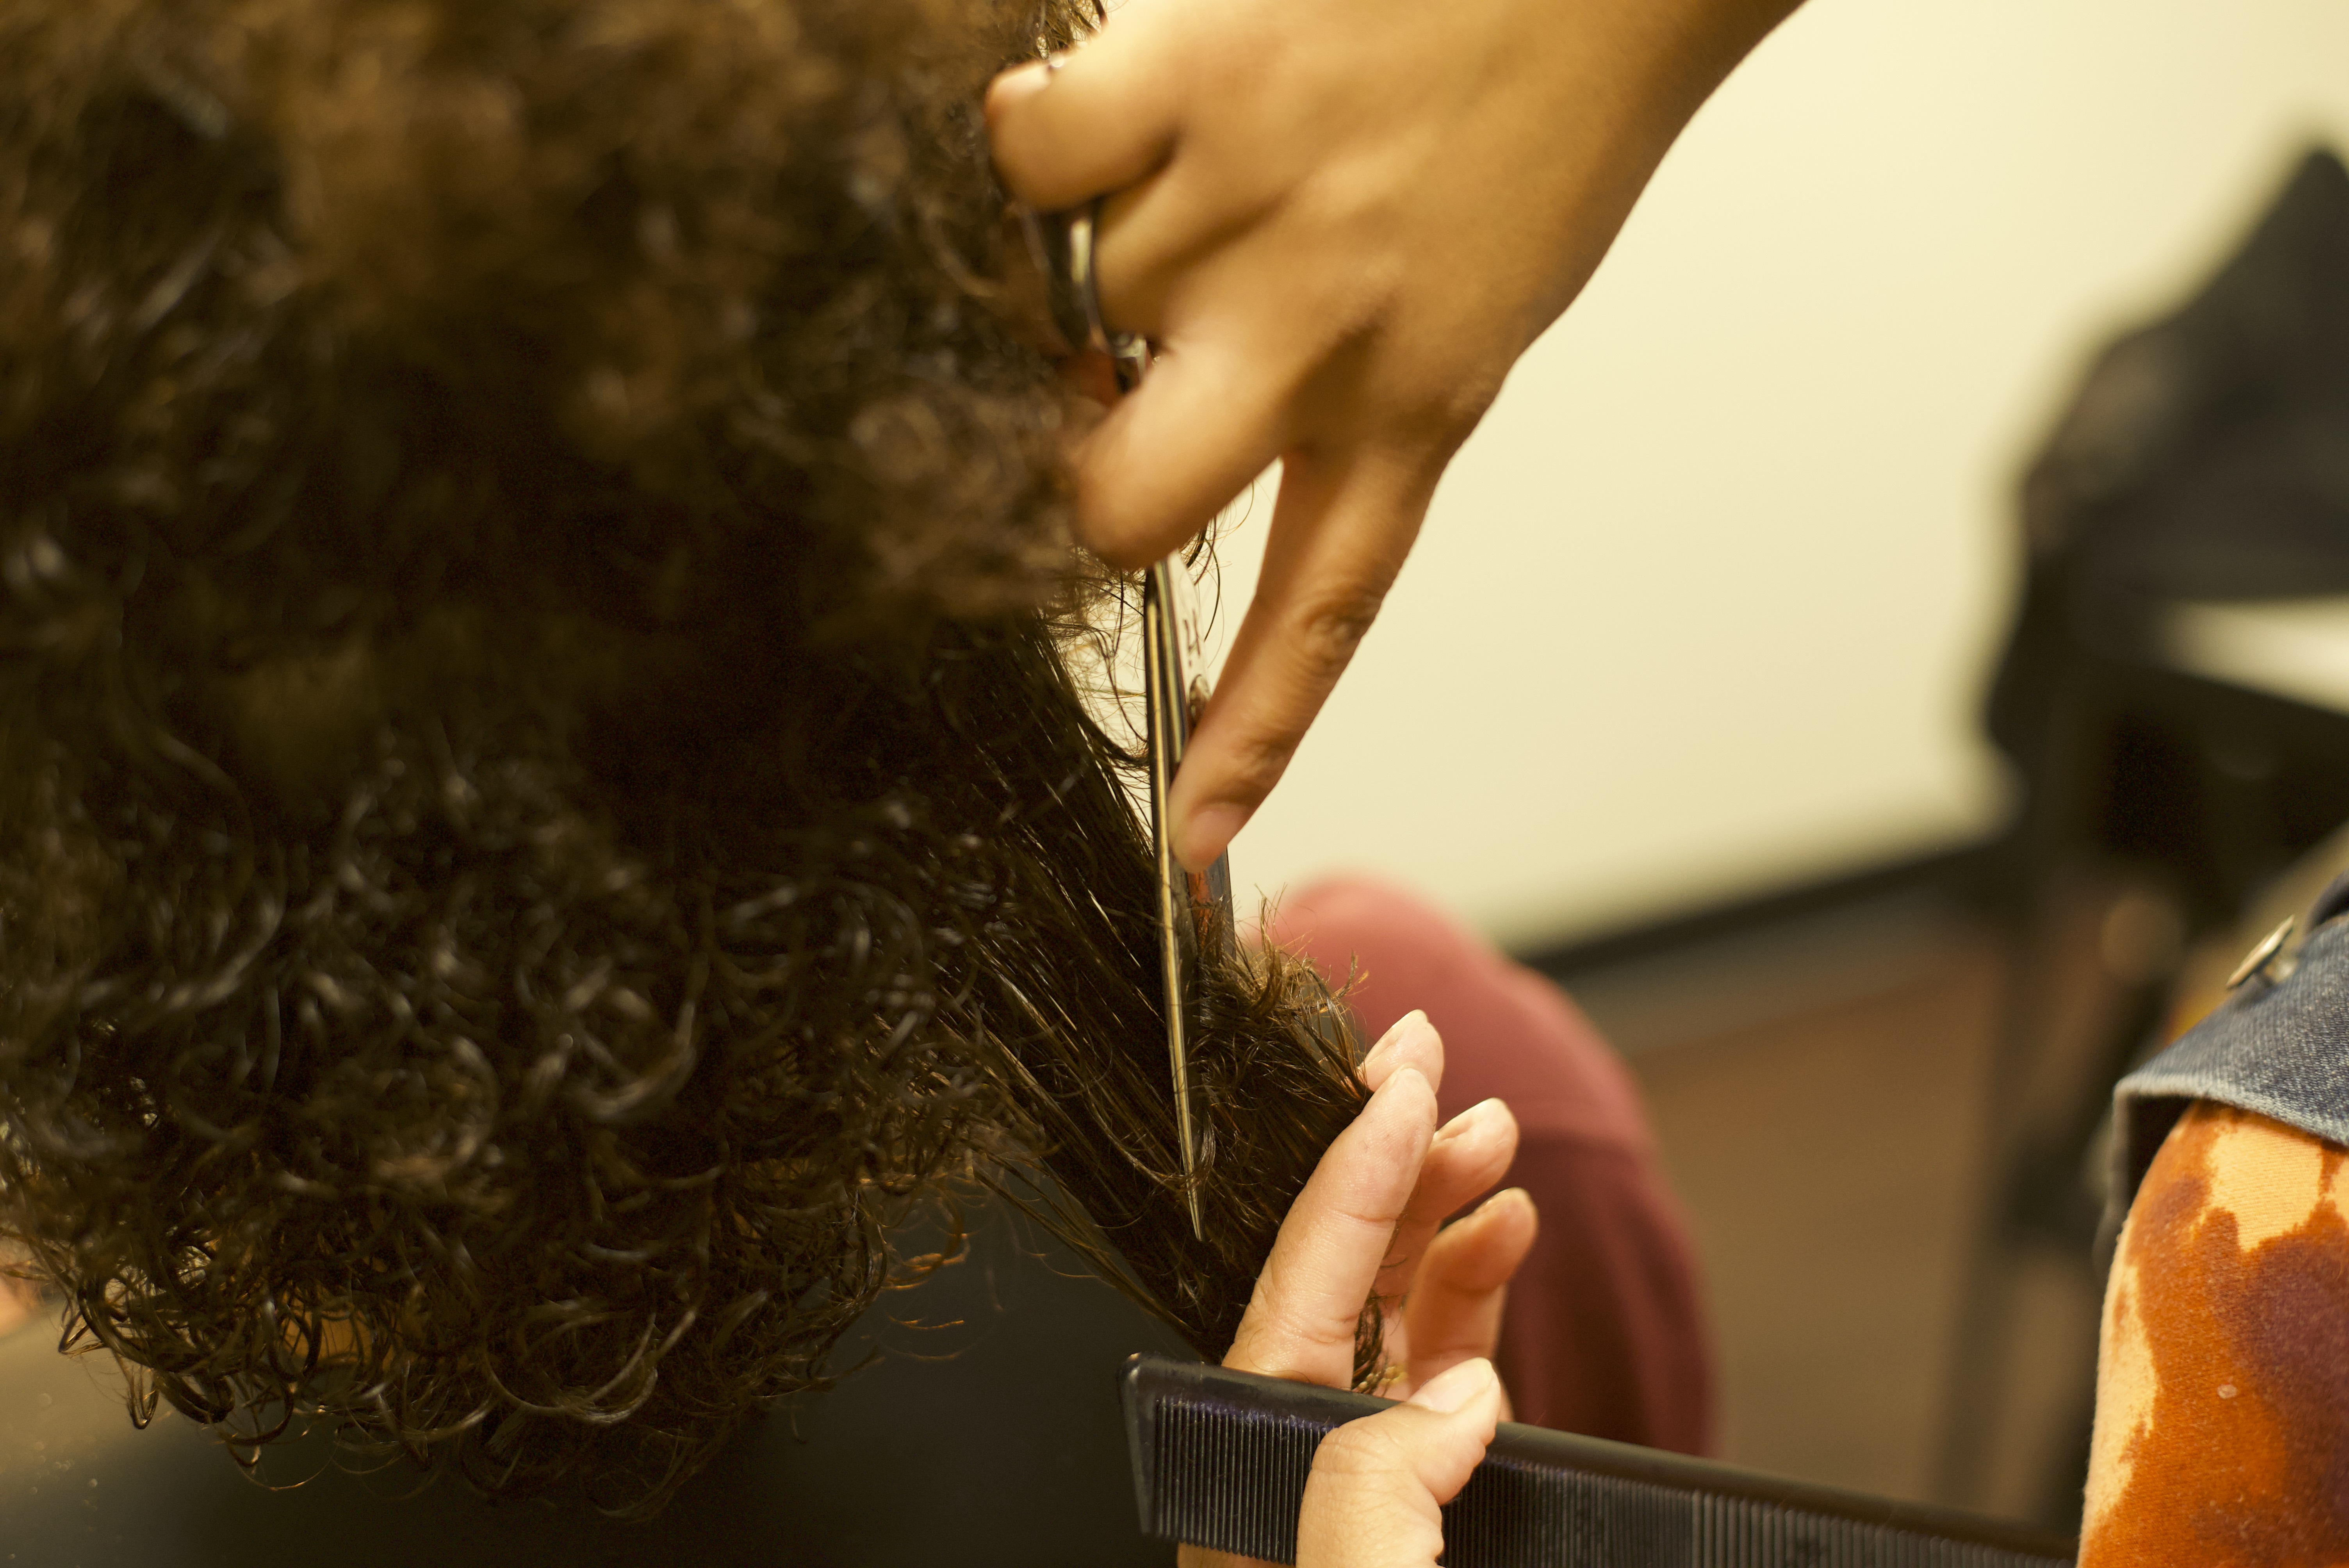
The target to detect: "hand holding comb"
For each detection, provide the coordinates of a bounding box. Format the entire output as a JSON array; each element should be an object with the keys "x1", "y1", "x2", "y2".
[{"x1": 1120, "y1": 1354, "x2": 2078, "y2": 1568}]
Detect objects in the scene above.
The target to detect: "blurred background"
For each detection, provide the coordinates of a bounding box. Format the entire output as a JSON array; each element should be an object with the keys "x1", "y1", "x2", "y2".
[{"x1": 1193, "y1": 0, "x2": 2349, "y2": 1533}]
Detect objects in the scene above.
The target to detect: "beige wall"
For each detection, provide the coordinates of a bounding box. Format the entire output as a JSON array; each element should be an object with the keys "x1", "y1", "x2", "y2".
[{"x1": 1202, "y1": 0, "x2": 2349, "y2": 950}]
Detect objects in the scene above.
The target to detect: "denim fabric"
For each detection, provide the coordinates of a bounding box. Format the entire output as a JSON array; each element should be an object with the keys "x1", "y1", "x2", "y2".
[{"x1": 2110, "y1": 872, "x2": 2349, "y2": 1242}]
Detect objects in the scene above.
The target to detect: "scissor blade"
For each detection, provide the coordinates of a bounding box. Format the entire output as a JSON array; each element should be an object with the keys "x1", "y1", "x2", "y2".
[{"x1": 1145, "y1": 558, "x2": 1220, "y2": 1241}]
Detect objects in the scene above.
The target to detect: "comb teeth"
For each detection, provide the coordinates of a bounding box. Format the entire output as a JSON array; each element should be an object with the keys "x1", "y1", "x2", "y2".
[
  {"x1": 1152, "y1": 1399, "x2": 1319, "y2": 1561},
  {"x1": 1124, "y1": 1356, "x2": 2076, "y2": 1568}
]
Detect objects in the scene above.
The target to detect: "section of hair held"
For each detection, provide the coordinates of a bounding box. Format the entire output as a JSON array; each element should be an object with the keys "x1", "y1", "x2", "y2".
[{"x1": 0, "y1": 0, "x2": 1374, "y2": 1520}]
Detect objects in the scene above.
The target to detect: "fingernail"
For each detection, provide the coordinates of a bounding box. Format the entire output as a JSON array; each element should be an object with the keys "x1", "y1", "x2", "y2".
[
  {"x1": 1175, "y1": 802, "x2": 1247, "y2": 873},
  {"x1": 1459, "y1": 1187, "x2": 1534, "y2": 1230},
  {"x1": 1434, "y1": 1096, "x2": 1502, "y2": 1145},
  {"x1": 1367, "y1": 1065, "x2": 1432, "y2": 1122},
  {"x1": 1375, "y1": 1064, "x2": 1428, "y2": 1100},
  {"x1": 1378, "y1": 1010, "x2": 1430, "y2": 1051},
  {"x1": 1475, "y1": 1186, "x2": 1531, "y2": 1216},
  {"x1": 1360, "y1": 1009, "x2": 1429, "y2": 1080},
  {"x1": 1406, "y1": 1357, "x2": 1495, "y2": 1415}
]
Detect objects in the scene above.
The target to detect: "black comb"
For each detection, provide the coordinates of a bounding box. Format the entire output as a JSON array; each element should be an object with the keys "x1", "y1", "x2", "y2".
[{"x1": 1119, "y1": 1355, "x2": 2077, "y2": 1567}]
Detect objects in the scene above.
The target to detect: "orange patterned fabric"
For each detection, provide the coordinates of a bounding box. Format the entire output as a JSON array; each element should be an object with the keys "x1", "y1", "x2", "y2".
[{"x1": 2083, "y1": 1101, "x2": 2349, "y2": 1566}]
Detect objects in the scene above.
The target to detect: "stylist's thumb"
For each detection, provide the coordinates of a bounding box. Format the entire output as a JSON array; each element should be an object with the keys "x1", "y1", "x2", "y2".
[{"x1": 1295, "y1": 1357, "x2": 1502, "y2": 1568}]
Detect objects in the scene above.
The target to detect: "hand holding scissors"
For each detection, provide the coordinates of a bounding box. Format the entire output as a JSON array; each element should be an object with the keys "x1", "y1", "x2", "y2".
[{"x1": 990, "y1": 0, "x2": 1803, "y2": 871}]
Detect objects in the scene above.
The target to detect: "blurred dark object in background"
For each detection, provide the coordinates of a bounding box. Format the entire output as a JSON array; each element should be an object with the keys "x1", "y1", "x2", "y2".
[
  {"x1": 1989, "y1": 146, "x2": 2349, "y2": 902},
  {"x1": 2006, "y1": 149, "x2": 2349, "y2": 613},
  {"x1": 1989, "y1": 145, "x2": 2349, "y2": 905}
]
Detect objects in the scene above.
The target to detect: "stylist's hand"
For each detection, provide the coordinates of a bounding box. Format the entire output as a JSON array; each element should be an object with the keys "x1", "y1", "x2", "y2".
[
  {"x1": 989, "y1": 0, "x2": 1802, "y2": 870},
  {"x1": 1184, "y1": 1009, "x2": 1537, "y2": 1568},
  {"x1": 1298, "y1": 1356, "x2": 1504, "y2": 1568}
]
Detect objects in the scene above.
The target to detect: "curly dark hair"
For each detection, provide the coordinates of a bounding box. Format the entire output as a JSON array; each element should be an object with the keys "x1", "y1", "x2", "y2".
[{"x1": 0, "y1": 0, "x2": 1371, "y2": 1517}]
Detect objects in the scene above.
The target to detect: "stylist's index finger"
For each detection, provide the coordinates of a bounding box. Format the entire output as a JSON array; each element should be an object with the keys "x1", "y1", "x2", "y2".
[
  {"x1": 1226, "y1": 1066, "x2": 1436, "y2": 1389},
  {"x1": 1169, "y1": 450, "x2": 1425, "y2": 871}
]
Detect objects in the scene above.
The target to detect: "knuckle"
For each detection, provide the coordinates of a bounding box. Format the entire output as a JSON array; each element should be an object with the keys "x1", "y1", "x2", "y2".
[
  {"x1": 1375, "y1": 378, "x2": 1492, "y2": 465},
  {"x1": 1253, "y1": 1296, "x2": 1357, "y2": 1361},
  {"x1": 1286, "y1": 579, "x2": 1388, "y2": 681},
  {"x1": 1219, "y1": 729, "x2": 1295, "y2": 806},
  {"x1": 1352, "y1": 334, "x2": 1506, "y2": 461},
  {"x1": 1422, "y1": 357, "x2": 1506, "y2": 439},
  {"x1": 1313, "y1": 1418, "x2": 1411, "y2": 1483}
]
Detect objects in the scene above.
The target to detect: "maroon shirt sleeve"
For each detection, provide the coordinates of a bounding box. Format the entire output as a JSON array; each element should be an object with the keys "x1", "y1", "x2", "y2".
[{"x1": 1270, "y1": 874, "x2": 1716, "y2": 1454}]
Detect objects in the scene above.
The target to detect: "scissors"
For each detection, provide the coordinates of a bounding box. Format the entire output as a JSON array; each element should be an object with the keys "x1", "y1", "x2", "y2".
[{"x1": 1019, "y1": 196, "x2": 1234, "y2": 1241}]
